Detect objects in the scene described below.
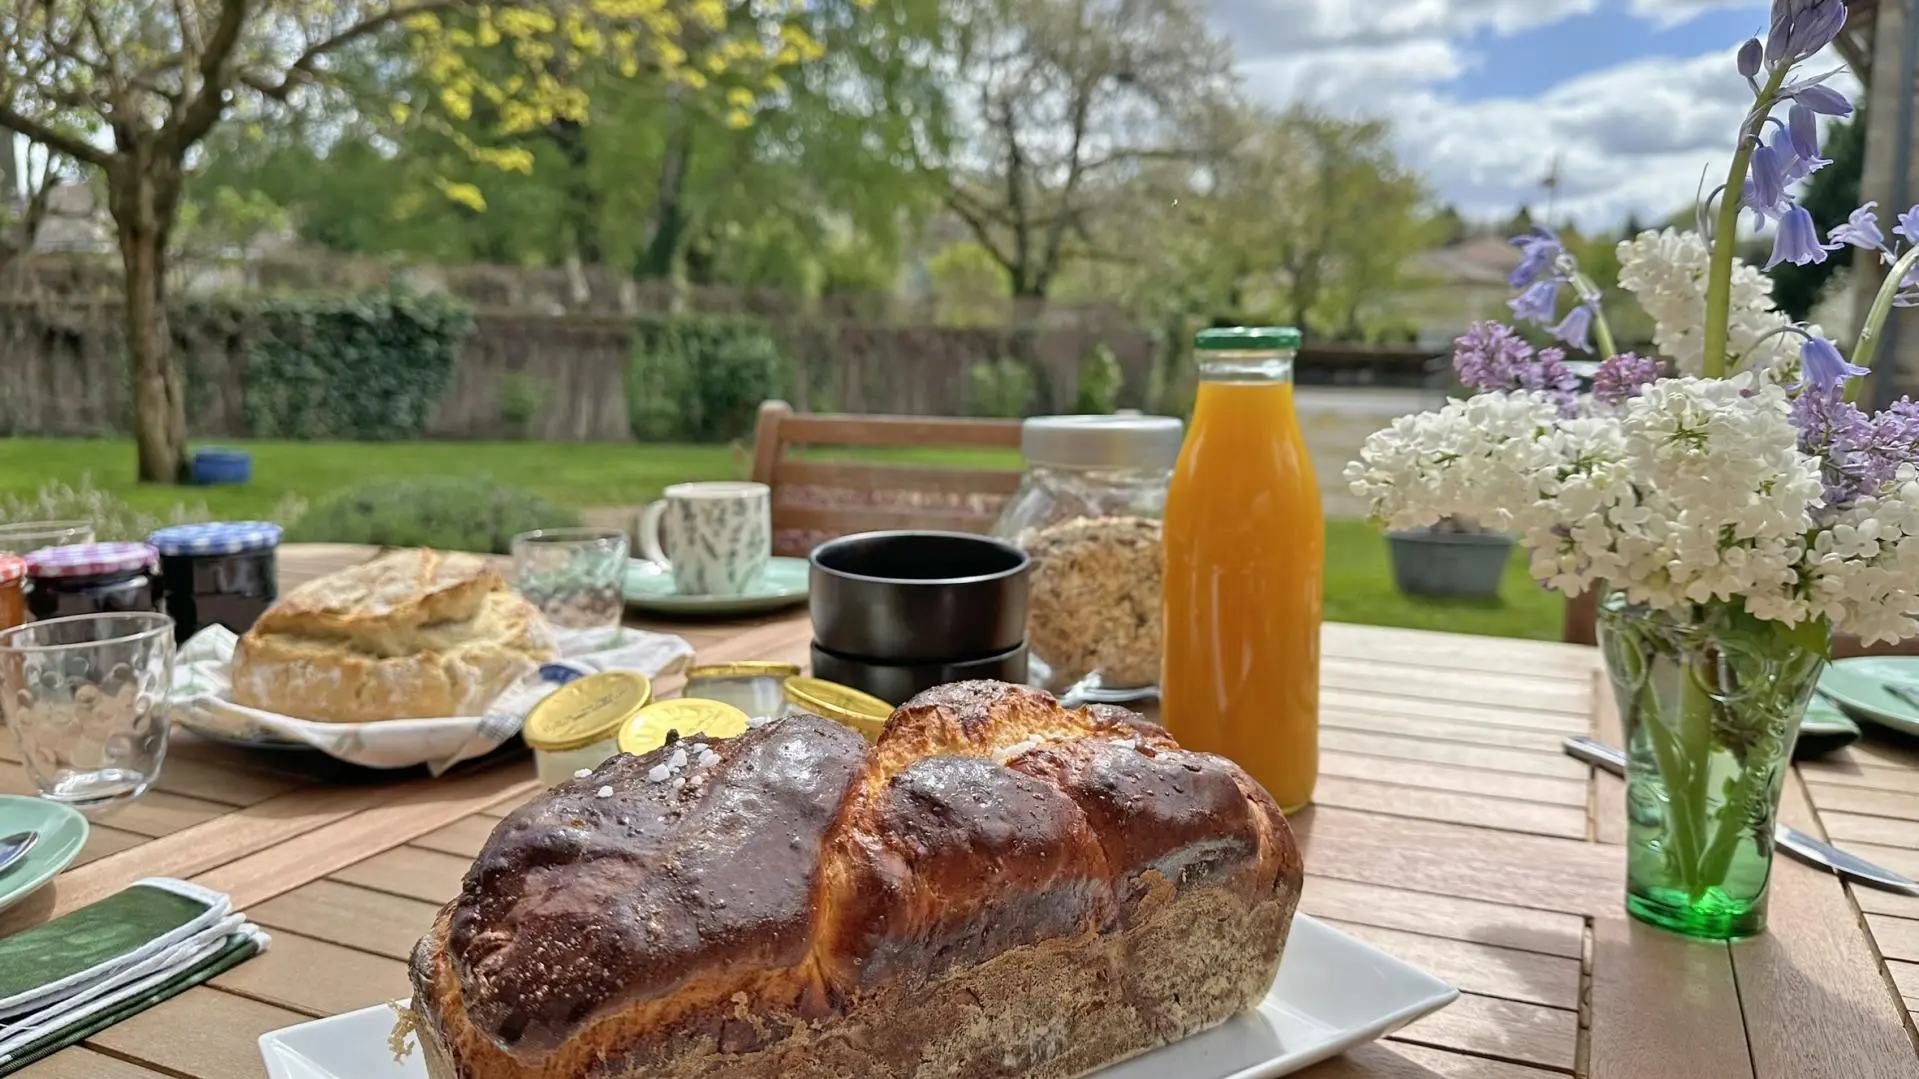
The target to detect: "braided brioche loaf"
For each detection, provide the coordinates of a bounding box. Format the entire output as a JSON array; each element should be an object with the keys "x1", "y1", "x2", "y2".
[{"x1": 407, "y1": 680, "x2": 1303, "y2": 1079}]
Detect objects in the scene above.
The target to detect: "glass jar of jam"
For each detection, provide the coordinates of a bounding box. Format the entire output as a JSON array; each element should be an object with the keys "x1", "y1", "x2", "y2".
[
  {"x1": 24, "y1": 542, "x2": 162, "y2": 622},
  {"x1": 148, "y1": 522, "x2": 283, "y2": 643},
  {"x1": 0, "y1": 556, "x2": 24, "y2": 632}
]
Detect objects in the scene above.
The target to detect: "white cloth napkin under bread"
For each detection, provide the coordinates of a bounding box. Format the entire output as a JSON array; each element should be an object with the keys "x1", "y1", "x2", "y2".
[{"x1": 168, "y1": 625, "x2": 692, "y2": 773}]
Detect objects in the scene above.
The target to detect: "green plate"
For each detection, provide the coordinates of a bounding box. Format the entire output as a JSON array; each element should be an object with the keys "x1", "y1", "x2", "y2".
[
  {"x1": 1819, "y1": 657, "x2": 1919, "y2": 738},
  {"x1": 622, "y1": 557, "x2": 810, "y2": 617},
  {"x1": 1796, "y1": 692, "x2": 1862, "y2": 757},
  {"x1": 0, "y1": 795, "x2": 88, "y2": 913}
]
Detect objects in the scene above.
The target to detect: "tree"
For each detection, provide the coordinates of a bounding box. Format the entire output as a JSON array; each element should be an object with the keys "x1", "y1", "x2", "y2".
[
  {"x1": 0, "y1": 132, "x2": 65, "y2": 275},
  {"x1": 936, "y1": 0, "x2": 1235, "y2": 300},
  {"x1": 0, "y1": 0, "x2": 785, "y2": 482}
]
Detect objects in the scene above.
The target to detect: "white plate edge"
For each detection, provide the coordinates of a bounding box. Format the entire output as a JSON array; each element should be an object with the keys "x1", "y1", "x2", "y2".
[{"x1": 259, "y1": 916, "x2": 1461, "y2": 1079}]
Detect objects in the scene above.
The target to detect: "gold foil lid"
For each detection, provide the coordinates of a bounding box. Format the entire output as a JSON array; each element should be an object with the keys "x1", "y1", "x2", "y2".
[
  {"x1": 783, "y1": 677, "x2": 891, "y2": 741},
  {"x1": 619, "y1": 698, "x2": 752, "y2": 756},
  {"x1": 686, "y1": 661, "x2": 803, "y2": 680},
  {"x1": 524, "y1": 671, "x2": 653, "y2": 752}
]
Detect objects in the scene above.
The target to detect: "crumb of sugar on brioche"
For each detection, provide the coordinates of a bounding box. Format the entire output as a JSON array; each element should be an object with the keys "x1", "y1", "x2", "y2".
[{"x1": 596, "y1": 785, "x2": 614, "y2": 798}]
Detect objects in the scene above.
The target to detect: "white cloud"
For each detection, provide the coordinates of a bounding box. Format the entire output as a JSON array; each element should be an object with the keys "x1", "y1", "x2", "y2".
[
  {"x1": 1219, "y1": 0, "x2": 1860, "y2": 230},
  {"x1": 1628, "y1": 0, "x2": 1767, "y2": 31}
]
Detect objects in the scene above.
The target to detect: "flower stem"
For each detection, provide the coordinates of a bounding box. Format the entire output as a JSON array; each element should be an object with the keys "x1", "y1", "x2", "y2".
[
  {"x1": 1846, "y1": 242, "x2": 1919, "y2": 402},
  {"x1": 1702, "y1": 66, "x2": 1790, "y2": 379}
]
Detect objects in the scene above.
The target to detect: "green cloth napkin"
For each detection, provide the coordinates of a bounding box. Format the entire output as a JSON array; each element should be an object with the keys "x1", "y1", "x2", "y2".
[
  {"x1": 0, "y1": 932, "x2": 261, "y2": 1076},
  {"x1": 0, "y1": 878, "x2": 268, "y2": 1076}
]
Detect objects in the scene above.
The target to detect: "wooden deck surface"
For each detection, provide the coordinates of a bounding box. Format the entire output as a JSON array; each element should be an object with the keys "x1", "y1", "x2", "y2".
[{"x1": 9, "y1": 544, "x2": 1918, "y2": 1078}]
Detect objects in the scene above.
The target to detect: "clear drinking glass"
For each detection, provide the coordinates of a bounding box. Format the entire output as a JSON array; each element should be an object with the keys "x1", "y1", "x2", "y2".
[
  {"x1": 0, "y1": 521, "x2": 94, "y2": 555},
  {"x1": 511, "y1": 528, "x2": 629, "y2": 647},
  {"x1": 0, "y1": 613, "x2": 175, "y2": 806}
]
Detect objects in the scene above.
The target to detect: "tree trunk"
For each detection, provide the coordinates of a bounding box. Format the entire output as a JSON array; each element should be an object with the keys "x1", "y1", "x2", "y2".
[
  {"x1": 638, "y1": 102, "x2": 694, "y2": 280},
  {"x1": 109, "y1": 164, "x2": 187, "y2": 484}
]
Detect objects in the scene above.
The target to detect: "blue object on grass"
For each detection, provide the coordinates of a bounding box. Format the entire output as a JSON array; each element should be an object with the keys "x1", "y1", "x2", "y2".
[{"x1": 191, "y1": 448, "x2": 252, "y2": 486}]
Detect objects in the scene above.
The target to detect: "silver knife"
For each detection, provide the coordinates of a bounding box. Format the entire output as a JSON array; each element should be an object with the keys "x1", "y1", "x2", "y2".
[{"x1": 1564, "y1": 736, "x2": 1919, "y2": 897}]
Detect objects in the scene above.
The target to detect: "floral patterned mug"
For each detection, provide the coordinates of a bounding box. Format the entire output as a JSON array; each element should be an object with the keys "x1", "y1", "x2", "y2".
[{"x1": 638, "y1": 482, "x2": 772, "y2": 596}]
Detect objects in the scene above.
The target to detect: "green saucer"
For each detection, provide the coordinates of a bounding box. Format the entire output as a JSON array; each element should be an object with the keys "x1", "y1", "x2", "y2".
[
  {"x1": 622, "y1": 557, "x2": 811, "y2": 617},
  {"x1": 0, "y1": 795, "x2": 88, "y2": 912}
]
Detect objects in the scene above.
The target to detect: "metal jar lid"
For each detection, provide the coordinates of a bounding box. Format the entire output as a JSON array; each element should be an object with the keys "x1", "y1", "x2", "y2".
[
  {"x1": 783, "y1": 677, "x2": 892, "y2": 741},
  {"x1": 24, "y1": 542, "x2": 158, "y2": 579},
  {"x1": 149, "y1": 521, "x2": 283, "y2": 557},
  {"x1": 1019, "y1": 415, "x2": 1184, "y2": 471},
  {"x1": 619, "y1": 698, "x2": 751, "y2": 756},
  {"x1": 0, "y1": 556, "x2": 23, "y2": 584},
  {"x1": 686, "y1": 661, "x2": 803, "y2": 681},
  {"x1": 524, "y1": 671, "x2": 653, "y2": 752}
]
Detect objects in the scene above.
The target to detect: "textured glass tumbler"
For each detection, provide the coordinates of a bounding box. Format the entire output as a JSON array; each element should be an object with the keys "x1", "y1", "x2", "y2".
[
  {"x1": 0, "y1": 612, "x2": 175, "y2": 806},
  {"x1": 512, "y1": 528, "x2": 629, "y2": 647},
  {"x1": 0, "y1": 521, "x2": 94, "y2": 556}
]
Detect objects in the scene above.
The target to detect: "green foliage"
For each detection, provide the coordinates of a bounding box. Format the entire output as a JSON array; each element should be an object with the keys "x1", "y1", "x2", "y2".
[
  {"x1": 215, "y1": 291, "x2": 474, "y2": 441},
  {"x1": 927, "y1": 243, "x2": 1012, "y2": 326},
  {"x1": 497, "y1": 372, "x2": 549, "y2": 439},
  {"x1": 286, "y1": 476, "x2": 581, "y2": 555},
  {"x1": 1075, "y1": 344, "x2": 1124, "y2": 414},
  {"x1": 627, "y1": 316, "x2": 787, "y2": 442},
  {"x1": 968, "y1": 357, "x2": 1035, "y2": 418}
]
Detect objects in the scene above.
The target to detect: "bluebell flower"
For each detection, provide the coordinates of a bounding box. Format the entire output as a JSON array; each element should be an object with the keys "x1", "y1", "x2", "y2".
[
  {"x1": 1738, "y1": 37, "x2": 1764, "y2": 80},
  {"x1": 1508, "y1": 227, "x2": 1562, "y2": 288},
  {"x1": 1799, "y1": 335, "x2": 1869, "y2": 393},
  {"x1": 1767, "y1": 206, "x2": 1831, "y2": 269},
  {"x1": 1783, "y1": 80, "x2": 1855, "y2": 117},
  {"x1": 1509, "y1": 280, "x2": 1560, "y2": 323},
  {"x1": 1747, "y1": 140, "x2": 1792, "y2": 218},
  {"x1": 1788, "y1": 105, "x2": 1829, "y2": 172},
  {"x1": 1767, "y1": 0, "x2": 1848, "y2": 68},
  {"x1": 1896, "y1": 205, "x2": 1919, "y2": 246},
  {"x1": 1549, "y1": 304, "x2": 1595, "y2": 352},
  {"x1": 1829, "y1": 202, "x2": 1886, "y2": 251}
]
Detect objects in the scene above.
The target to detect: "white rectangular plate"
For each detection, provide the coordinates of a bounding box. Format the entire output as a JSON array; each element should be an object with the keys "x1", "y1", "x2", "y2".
[{"x1": 259, "y1": 914, "x2": 1456, "y2": 1079}]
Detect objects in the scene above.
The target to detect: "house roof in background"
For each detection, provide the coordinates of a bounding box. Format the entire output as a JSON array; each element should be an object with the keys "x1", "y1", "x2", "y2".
[{"x1": 1409, "y1": 235, "x2": 1521, "y2": 287}]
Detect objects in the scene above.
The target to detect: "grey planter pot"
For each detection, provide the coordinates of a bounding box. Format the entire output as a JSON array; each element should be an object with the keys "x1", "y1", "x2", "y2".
[{"x1": 1387, "y1": 529, "x2": 1516, "y2": 599}]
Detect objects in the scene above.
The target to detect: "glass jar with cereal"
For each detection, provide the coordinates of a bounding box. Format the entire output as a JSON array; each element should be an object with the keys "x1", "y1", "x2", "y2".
[{"x1": 993, "y1": 414, "x2": 1182, "y2": 698}]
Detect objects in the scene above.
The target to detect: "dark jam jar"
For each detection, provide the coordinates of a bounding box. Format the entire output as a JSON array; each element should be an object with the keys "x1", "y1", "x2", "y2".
[
  {"x1": 148, "y1": 522, "x2": 282, "y2": 643},
  {"x1": 24, "y1": 542, "x2": 163, "y2": 622}
]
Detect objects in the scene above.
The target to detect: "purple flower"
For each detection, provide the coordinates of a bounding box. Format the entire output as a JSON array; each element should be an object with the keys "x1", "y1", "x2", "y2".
[
  {"x1": 1766, "y1": 205, "x2": 1830, "y2": 269},
  {"x1": 1788, "y1": 105, "x2": 1829, "y2": 173},
  {"x1": 1592, "y1": 353, "x2": 1662, "y2": 406},
  {"x1": 1793, "y1": 390, "x2": 1919, "y2": 511},
  {"x1": 1783, "y1": 80, "x2": 1854, "y2": 117},
  {"x1": 1896, "y1": 205, "x2": 1919, "y2": 246},
  {"x1": 1767, "y1": 0, "x2": 1848, "y2": 68},
  {"x1": 1830, "y1": 202, "x2": 1886, "y2": 251},
  {"x1": 1800, "y1": 335, "x2": 1869, "y2": 393},
  {"x1": 1452, "y1": 321, "x2": 1535, "y2": 393},
  {"x1": 1451, "y1": 321, "x2": 1578, "y2": 414},
  {"x1": 1747, "y1": 140, "x2": 1792, "y2": 218},
  {"x1": 1508, "y1": 227, "x2": 1562, "y2": 288},
  {"x1": 1510, "y1": 280, "x2": 1560, "y2": 323},
  {"x1": 1738, "y1": 37, "x2": 1764, "y2": 80},
  {"x1": 1549, "y1": 304, "x2": 1595, "y2": 352}
]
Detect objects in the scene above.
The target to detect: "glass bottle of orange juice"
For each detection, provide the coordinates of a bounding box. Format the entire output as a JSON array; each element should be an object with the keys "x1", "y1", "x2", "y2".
[{"x1": 1162, "y1": 327, "x2": 1324, "y2": 813}]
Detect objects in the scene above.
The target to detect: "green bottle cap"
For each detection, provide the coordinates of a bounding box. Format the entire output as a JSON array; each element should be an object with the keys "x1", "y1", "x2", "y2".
[{"x1": 1194, "y1": 326, "x2": 1302, "y2": 351}]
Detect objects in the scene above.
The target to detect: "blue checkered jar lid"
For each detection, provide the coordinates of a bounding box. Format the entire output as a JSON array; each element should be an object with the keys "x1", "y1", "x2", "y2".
[{"x1": 147, "y1": 522, "x2": 283, "y2": 558}]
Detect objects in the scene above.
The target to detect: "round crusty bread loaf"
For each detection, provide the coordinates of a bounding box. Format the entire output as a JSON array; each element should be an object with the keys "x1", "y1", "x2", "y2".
[{"x1": 231, "y1": 548, "x2": 559, "y2": 724}]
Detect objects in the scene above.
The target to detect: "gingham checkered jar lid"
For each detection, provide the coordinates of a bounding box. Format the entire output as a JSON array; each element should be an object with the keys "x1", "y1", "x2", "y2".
[
  {"x1": 25, "y1": 542, "x2": 159, "y2": 579},
  {"x1": 148, "y1": 521, "x2": 283, "y2": 557},
  {"x1": 0, "y1": 556, "x2": 23, "y2": 584}
]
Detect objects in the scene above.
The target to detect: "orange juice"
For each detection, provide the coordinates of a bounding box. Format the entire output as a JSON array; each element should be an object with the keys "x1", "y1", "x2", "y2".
[{"x1": 1162, "y1": 328, "x2": 1324, "y2": 812}]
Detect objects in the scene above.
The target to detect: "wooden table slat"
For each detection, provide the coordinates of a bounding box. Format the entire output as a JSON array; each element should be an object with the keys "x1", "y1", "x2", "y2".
[
  {"x1": 1320, "y1": 751, "x2": 1589, "y2": 807},
  {"x1": 16, "y1": 1047, "x2": 174, "y2": 1078},
  {"x1": 1313, "y1": 776, "x2": 1590, "y2": 841},
  {"x1": 1587, "y1": 914, "x2": 1752, "y2": 1079},
  {"x1": 330, "y1": 845, "x2": 473, "y2": 905},
  {"x1": 1730, "y1": 775, "x2": 1919, "y2": 1079},
  {"x1": 1389, "y1": 991, "x2": 1580, "y2": 1072},
  {"x1": 211, "y1": 929, "x2": 413, "y2": 1019},
  {"x1": 85, "y1": 987, "x2": 308, "y2": 1079},
  {"x1": 250, "y1": 879, "x2": 443, "y2": 963},
  {"x1": 1319, "y1": 727, "x2": 1590, "y2": 779},
  {"x1": 1298, "y1": 877, "x2": 1587, "y2": 961},
  {"x1": 1319, "y1": 918, "x2": 1582, "y2": 1010}
]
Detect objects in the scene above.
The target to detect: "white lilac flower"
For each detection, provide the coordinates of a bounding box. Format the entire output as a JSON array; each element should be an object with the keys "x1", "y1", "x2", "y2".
[{"x1": 1617, "y1": 229, "x2": 1804, "y2": 378}]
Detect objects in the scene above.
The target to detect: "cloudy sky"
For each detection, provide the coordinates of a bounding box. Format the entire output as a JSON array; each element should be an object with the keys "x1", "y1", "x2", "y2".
[{"x1": 1215, "y1": 0, "x2": 1858, "y2": 229}]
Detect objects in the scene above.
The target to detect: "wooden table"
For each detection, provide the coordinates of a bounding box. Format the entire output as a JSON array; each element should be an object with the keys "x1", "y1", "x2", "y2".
[{"x1": 8, "y1": 543, "x2": 1919, "y2": 1078}]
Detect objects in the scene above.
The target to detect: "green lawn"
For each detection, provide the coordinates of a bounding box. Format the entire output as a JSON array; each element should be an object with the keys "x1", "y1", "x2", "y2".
[{"x1": 0, "y1": 438, "x2": 1564, "y2": 641}]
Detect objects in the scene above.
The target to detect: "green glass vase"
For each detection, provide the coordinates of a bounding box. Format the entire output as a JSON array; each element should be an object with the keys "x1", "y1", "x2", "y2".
[{"x1": 1597, "y1": 594, "x2": 1828, "y2": 941}]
